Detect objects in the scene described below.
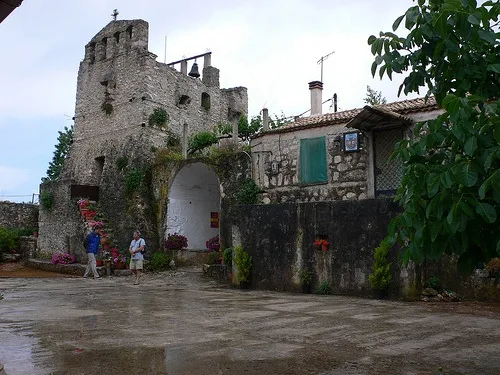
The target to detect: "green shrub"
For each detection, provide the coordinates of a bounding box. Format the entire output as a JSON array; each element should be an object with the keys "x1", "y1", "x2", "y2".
[
  {"x1": 124, "y1": 168, "x2": 143, "y2": 194},
  {"x1": 116, "y1": 156, "x2": 128, "y2": 171},
  {"x1": 222, "y1": 248, "x2": 232, "y2": 268},
  {"x1": 300, "y1": 269, "x2": 314, "y2": 286},
  {"x1": 149, "y1": 251, "x2": 171, "y2": 272},
  {"x1": 316, "y1": 281, "x2": 332, "y2": 295},
  {"x1": 40, "y1": 190, "x2": 54, "y2": 211},
  {"x1": 188, "y1": 131, "x2": 218, "y2": 155},
  {"x1": 369, "y1": 239, "x2": 392, "y2": 291},
  {"x1": 0, "y1": 227, "x2": 19, "y2": 252},
  {"x1": 101, "y1": 101, "x2": 113, "y2": 115},
  {"x1": 425, "y1": 276, "x2": 441, "y2": 291},
  {"x1": 148, "y1": 107, "x2": 169, "y2": 127},
  {"x1": 233, "y1": 245, "x2": 252, "y2": 283},
  {"x1": 235, "y1": 178, "x2": 263, "y2": 204}
]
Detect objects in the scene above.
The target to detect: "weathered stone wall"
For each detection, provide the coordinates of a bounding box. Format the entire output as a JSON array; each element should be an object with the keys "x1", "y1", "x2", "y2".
[
  {"x1": 223, "y1": 198, "x2": 400, "y2": 294},
  {"x1": 223, "y1": 198, "x2": 492, "y2": 298},
  {"x1": 38, "y1": 18, "x2": 248, "y2": 256},
  {"x1": 38, "y1": 180, "x2": 88, "y2": 261},
  {"x1": 251, "y1": 124, "x2": 369, "y2": 203},
  {"x1": 0, "y1": 201, "x2": 38, "y2": 230}
]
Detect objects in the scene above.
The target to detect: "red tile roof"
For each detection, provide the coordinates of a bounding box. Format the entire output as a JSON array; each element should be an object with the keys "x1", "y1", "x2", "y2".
[{"x1": 255, "y1": 96, "x2": 438, "y2": 137}]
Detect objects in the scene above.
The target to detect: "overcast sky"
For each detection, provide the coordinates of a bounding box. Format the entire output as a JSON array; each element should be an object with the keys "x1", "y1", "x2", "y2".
[{"x1": 0, "y1": 0, "x2": 419, "y2": 203}]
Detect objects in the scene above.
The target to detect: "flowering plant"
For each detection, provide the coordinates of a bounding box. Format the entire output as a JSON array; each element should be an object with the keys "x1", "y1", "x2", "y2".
[
  {"x1": 205, "y1": 235, "x2": 220, "y2": 252},
  {"x1": 78, "y1": 199, "x2": 89, "y2": 209},
  {"x1": 165, "y1": 233, "x2": 188, "y2": 250},
  {"x1": 92, "y1": 221, "x2": 105, "y2": 229},
  {"x1": 51, "y1": 252, "x2": 76, "y2": 264},
  {"x1": 113, "y1": 254, "x2": 127, "y2": 264},
  {"x1": 109, "y1": 247, "x2": 126, "y2": 264},
  {"x1": 314, "y1": 239, "x2": 330, "y2": 251}
]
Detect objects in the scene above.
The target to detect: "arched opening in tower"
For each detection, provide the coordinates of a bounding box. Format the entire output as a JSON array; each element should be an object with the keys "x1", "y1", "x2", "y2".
[{"x1": 166, "y1": 162, "x2": 220, "y2": 250}]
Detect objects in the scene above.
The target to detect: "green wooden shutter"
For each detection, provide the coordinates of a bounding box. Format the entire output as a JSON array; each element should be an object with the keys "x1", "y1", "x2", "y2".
[{"x1": 300, "y1": 136, "x2": 327, "y2": 184}]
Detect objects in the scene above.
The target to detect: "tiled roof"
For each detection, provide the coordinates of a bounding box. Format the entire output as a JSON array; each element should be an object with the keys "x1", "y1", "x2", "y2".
[{"x1": 255, "y1": 96, "x2": 438, "y2": 137}]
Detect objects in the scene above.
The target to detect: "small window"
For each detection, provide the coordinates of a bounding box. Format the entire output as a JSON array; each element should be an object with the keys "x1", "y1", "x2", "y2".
[
  {"x1": 114, "y1": 31, "x2": 120, "y2": 44},
  {"x1": 177, "y1": 95, "x2": 191, "y2": 107},
  {"x1": 300, "y1": 136, "x2": 327, "y2": 185},
  {"x1": 201, "y1": 92, "x2": 210, "y2": 111},
  {"x1": 126, "y1": 26, "x2": 133, "y2": 39}
]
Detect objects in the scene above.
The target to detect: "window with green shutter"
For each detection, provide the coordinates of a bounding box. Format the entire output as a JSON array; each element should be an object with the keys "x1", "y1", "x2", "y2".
[{"x1": 300, "y1": 136, "x2": 327, "y2": 185}]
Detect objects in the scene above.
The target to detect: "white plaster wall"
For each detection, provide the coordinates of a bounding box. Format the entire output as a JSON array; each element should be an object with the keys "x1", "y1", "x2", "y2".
[{"x1": 167, "y1": 163, "x2": 220, "y2": 249}]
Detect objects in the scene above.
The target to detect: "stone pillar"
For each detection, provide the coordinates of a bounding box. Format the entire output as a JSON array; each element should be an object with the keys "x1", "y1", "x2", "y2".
[
  {"x1": 181, "y1": 61, "x2": 188, "y2": 75},
  {"x1": 308, "y1": 81, "x2": 323, "y2": 116},
  {"x1": 182, "y1": 123, "x2": 188, "y2": 159},
  {"x1": 262, "y1": 108, "x2": 269, "y2": 131},
  {"x1": 232, "y1": 121, "x2": 239, "y2": 145},
  {"x1": 204, "y1": 53, "x2": 212, "y2": 68}
]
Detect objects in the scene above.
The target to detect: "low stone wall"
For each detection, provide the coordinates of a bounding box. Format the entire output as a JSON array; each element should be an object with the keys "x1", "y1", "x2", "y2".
[
  {"x1": 0, "y1": 201, "x2": 38, "y2": 230},
  {"x1": 222, "y1": 198, "x2": 499, "y2": 300},
  {"x1": 168, "y1": 249, "x2": 215, "y2": 266},
  {"x1": 26, "y1": 259, "x2": 103, "y2": 277},
  {"x1": 19, "y1": 236, "x2": 37, "y2": 259}
]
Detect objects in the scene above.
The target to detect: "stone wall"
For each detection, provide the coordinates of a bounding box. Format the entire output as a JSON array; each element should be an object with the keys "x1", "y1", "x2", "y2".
[
  {"x1": 38, "y1": 180, "x2": 88, "y2": 261},
  {"x1": 38, "y1": 18, "x2": 248, "y2": 256},
  {"x1": 251, "y1": 124, "x2": 369, "y2": 203},
  {"x1": 222, "y1": 198, "x2": 490, "y2": 298},
  {"x1": 0, "y1": 201, "x2": 38, "y2": 230}
]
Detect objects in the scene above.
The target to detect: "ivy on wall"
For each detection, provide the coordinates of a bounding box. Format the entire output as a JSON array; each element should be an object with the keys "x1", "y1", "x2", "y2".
[{"x1": 40, "y1": 190, "x2": 54, "y2": 212}]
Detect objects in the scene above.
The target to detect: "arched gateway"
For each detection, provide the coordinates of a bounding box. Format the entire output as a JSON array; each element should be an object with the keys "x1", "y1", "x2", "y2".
[{"x1": 166, "y1": 162, "x2": 220, "y2": 250}]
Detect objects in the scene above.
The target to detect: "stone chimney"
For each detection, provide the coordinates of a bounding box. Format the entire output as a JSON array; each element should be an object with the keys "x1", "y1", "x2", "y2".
[
  {"x1": 262, "y1": 108, "x2": 269, "y2": 131},
  {"x1": 308, "y1": 81, "x2": 323, "y2": 116}
]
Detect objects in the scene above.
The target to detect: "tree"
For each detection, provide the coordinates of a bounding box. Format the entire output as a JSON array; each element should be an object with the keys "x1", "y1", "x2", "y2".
[
  {"x1": 43, "y1": 125, "x2": 73, "y2": 182},
  {"x1": 368, "y1": 0, "x2": 500, "y2": 272},
  {"x1": 364, "y1": 85, "x2": 387, "y2": 105}
]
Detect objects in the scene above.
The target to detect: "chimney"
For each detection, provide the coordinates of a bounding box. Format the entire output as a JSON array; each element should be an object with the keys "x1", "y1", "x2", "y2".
[
  {"x1": 262, "y1": 108, "x2": 269, "y2": 131},
  {"x1": 308, "y1": 81, "x2": 323, "y2": 116}
]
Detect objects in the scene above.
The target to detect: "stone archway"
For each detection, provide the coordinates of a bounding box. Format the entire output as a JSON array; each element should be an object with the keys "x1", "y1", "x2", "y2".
[{"x1": 166, "y1": 162, "x2": 220, "y2": 250}]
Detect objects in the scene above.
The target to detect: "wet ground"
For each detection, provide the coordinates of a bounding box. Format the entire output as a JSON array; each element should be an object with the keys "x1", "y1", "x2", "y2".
[{"x1": 1, "y1": 265, "x2": 500, "y2": 375}]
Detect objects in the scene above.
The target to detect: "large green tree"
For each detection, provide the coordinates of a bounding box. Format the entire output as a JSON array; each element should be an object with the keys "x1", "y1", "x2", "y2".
[
  {"x1": 369, "y1": 0, "x2": 500, "y2": 271},
  {"x1": 43, "y1": 125, "x2": 73, "y2": 182}
]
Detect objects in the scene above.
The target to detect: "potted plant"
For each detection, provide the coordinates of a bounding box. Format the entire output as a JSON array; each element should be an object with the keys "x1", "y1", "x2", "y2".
[
  {"x1": 314, "y1": 239, "x2": 330, "y2": 252},
  {"x1": 368, "y1": 239, "x2": 392, "y2": 299},
  {"x1": 485, "y1": 258, "x2": 500, "y2": 278},
  {"x1": 165, "y1": 233, "x2": 188, "y2": 250},
  {"x1": 205, "y1": 234, "x2": 220, "y2": 252},
  {"x1": 299, "y1": 269, "x2": 314, "y2": 293},
  {"x1": 233, "y1": 245, "x2": 252, "y2": 289}
]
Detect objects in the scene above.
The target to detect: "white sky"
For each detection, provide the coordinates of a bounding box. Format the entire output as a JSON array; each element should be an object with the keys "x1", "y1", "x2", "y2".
[{"x1": 0, "y1": 0, "x2": 419, "y2": 203}]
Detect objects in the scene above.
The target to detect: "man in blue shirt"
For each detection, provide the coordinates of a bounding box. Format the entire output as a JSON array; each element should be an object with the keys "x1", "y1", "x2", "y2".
[{"x1": 83, "y1": 224, "x2": 103, "y2": 279}]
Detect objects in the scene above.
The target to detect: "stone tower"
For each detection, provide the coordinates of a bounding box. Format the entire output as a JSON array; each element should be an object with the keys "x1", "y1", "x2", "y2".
[{"x1": 38, "y1": 19, "x2": 248, "y2": 256}]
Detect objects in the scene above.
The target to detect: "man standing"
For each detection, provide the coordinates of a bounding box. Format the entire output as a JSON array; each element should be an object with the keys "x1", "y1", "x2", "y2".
[
  {"x1": 129, "y1": 230, "x2": 145, "y2": 285},
  {"x1": 83, "y1": 224, "x2": 102, "y2": 279}
]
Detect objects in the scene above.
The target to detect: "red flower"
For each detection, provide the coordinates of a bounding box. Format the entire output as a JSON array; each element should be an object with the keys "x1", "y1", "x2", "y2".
[{"x1": 314, "y1": 239, "x2": 330, "y2": 250}]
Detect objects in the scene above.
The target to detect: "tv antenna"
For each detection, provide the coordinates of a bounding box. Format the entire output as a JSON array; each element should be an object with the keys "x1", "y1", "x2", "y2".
[{"x1": 317, "y1": 50, "x2": 335, "y2": 83}]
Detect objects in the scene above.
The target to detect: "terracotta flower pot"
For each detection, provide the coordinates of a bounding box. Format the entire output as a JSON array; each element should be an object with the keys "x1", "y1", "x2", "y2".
[
  {"x1": 115, "y1": 261, "x2": 125, "y2": 270},
  {"x1": 96, "y1": 259, "x2": 103, "y2": 267}
]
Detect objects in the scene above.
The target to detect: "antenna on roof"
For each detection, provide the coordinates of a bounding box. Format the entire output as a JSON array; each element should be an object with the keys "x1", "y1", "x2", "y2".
[{"x1": 317, "y1": 50, "x2": 334, "y2": 83}]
